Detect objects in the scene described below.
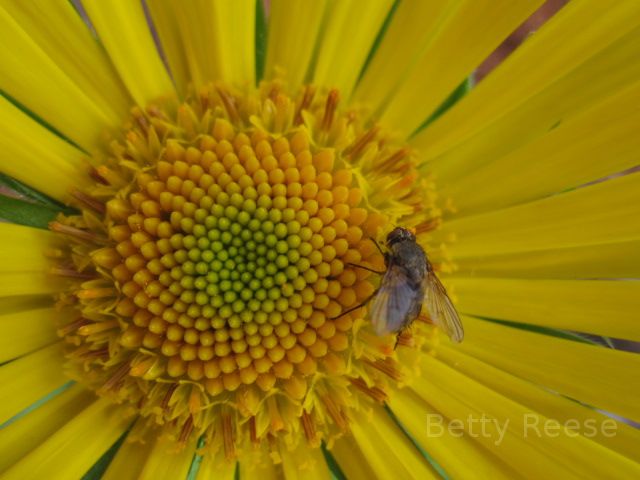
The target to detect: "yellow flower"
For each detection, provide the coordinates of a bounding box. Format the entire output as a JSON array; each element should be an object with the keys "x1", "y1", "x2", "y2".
[{"x1": 1, "y1": 1, "x2": 639, "y2": 479}]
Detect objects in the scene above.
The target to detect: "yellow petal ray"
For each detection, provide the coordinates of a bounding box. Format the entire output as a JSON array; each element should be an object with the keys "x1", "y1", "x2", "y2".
[
  {"x1": 150, "y1": 0, "x2": 256, "y2": 90},
  {"x1": 388, "y1": 389, "x2": 521, "y2": 479},
  {"x1": 0, "y1": 342, "x2": 67, "y2": 425},
  {"x1": 0, "y1": 305, "x2": 62, "y2": 363},
  {"x1": 440, "y1": 80, "x2": 640, "y2": 217},
  {"x1": 196, "y1": 457, "x2": 236, "y2": 480},
  {"x1": 83, "y1": 0, "x2": 175, "y2": 107},
  {"x1": 0, "y1": 272, "x2": 65, "y2": 297},
  {"x1": 145, "y1": 0, "x2": 189, "y2": 96},
  {"x1": 264, "y1": 0, "x2": 328, "y2": 88},
  {"x1": 0, "y1": 96, "x2": 89, "y2": 201},
  {"x1": 411, "y1": 1, "x2": 640, "y2": 167},
  {"x1": 434, "y1": 344, "x2": 640, "y2": 461},
  {"x1": 0, "y1": 6, "x2": 119, "y2": 152},
  {"x1": 380, "y1": 0, "x2": 543, "y2": 138},
  {"x1": 329, "y1": 436, "x2": 386, "y2": 480},
  {"x1": 0, "y1": 224, "x2": 58, "y2": 273},
  {"x1": 239, "y1": 459, "x2": 279, "y2": 480},
  {"x1": 448, "y1": 277, "x2": 640, "y2": 341},
  {"x1": 281, "y1": 441, "x2": 331, "y2": 480},
  {"x1": 347, "y1": 410, "x2": 439, "y2": 479},
  {"x1": 433, "y1": 172, "x2": 640, "y2": 257},
  {"x1": 3, "y1": 1, "x2": 132, "y2": 126},
  {"x1": 102, "y1": 437, "x2": 155, "y2": 480},
  {"x1": 352, "y1": 0, "x2": 454, "y2": 115},
  {"x1": 455, "y1": 316, "x2": 640, "y2": 422},
  {"x1": 311, "y1": 0, "x2": 394, "y2": 99},
  {"x1": 413, "y1": 355, "x2": 640, "y2": 479},
  {"x1": 420, "y1": 22, "x2": 640, "y2": 183},
  {"x1": 3, "y1": 397, "x2": 132, "y2": 480},
  {"x1": 450, "y1": 240, "x2": 640, "y2": 280},
  {"x1": 138, "y1": 436, "x2": 197, "y2": 480},
  {"x1": 212, "y1": 0, "x2": 256, "y2": 86},
  {"x1": 0, "y1": 384, "x2": 93, "y2": 473}
]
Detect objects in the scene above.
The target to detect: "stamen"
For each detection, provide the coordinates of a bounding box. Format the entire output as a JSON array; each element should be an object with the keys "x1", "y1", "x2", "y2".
[
  {"x1": 344, "y1": 125, "x2": 380, "y2": 158},
  {"x1": 70, "y1": 189, "x2": 106, "y2": 214},
  {"x1": 321, "y1": 394, "x2": 349, "y2": 432},
  {"x1": 348, "y1": 377, "x2": 387, "y2": 403},
  {"x1": 49, "y1": 267, "x2": 96, "y2": 280},
  {"x1": 49, "y1": 221, "x2": 103, "y2": 243},
  {"x1": 216, "y1": 87, "x2": 240, "y2": 123},
  {"x1": 295, "y1": 85, "x2": 316, "y2": 125},
  {"x1": 415, "y1": 218, "x2": 441, "y2": 234},
  {"x1": 301, "y1": 410, "x2": 320, "y2": 447},
  {"x1": 365, "y1": 357, "x2": 404, "y2": 381},
  {"x1": 321, "y1": 89, "x2": 340, "y2": 131},
  {"x1": 222, "y1": 413, "x2": 236, "y2": 460}
]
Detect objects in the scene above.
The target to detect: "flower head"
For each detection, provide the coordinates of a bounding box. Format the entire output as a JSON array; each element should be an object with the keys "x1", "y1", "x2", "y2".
[{"x1": 1, "y1": 1, "x2": 639, "y2": 478}]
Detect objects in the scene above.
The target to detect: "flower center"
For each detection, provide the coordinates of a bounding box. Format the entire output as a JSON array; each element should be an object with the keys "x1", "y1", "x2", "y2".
[{"x1": 50, "y1": 83, "x2": 431, "y2": 458}]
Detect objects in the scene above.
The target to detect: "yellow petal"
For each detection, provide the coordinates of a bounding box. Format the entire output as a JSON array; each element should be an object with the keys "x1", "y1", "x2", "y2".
[
  {"x1": 455, "y1": 316, "x2": 640, "y2": 422},
  {"x1": 352, "y1": 0, "x2": 454, "y2": 115},
  {"x1": 145, "y1": 0, "x2": 191, "y2": 96},
  {"x1": 412, "y1": 1, "x2": 640, "y2": 168},
  {"x1": 329, "y1": 436, "x2": 386, "y2": 480},
  {"x1": 138, "y1": 436, "x2": 197, "y2": 480},
  {"x1": 0, "y1": 223, "x2": 59, "y2": 272},
  {"x1": 0, "y1": 96, "x2": 89, "y2": 201},
  {"x1": 380, "y1": 0, "x2": 543, "y2": 137},
  {"x1": 281, "y1": 441, "x2": 331, "y2": 480},
  {"x1": 196, "y1": 456, "x2": 236, "y2": 480},
  {"x1": 102, "y1": 437, "x2": 155, "y2": 480},
  {"x1": 0, "y1": 384, "x2": 93, "y2": 473},
  {"x1": 435, "y1": 173, "x2": 640, "y2": 257},
  {"x1": 3, "y1": 397, "x2": 132, "y2": 480},
  {"x1": 265, "y1": 0, "x2": 328, "y2": 88},
  {"x1": 435, "y1": 344, "x2": 640, "y2": 462},
  {"x1": 449, "y1": 277, "x2": 640, "y2": 341},
  {"x1": 149, "y1": 0, "x2": 256, "y2": 90},
  {"x1": 0, "y1": 5, "x2": 121, "y2": 151},
  {"x1": 0, "y1": 272, "x2": 64, "y2": 297},
  {"x1": 413, "y1": 354, "x2": 640, "y2": 478},
  {"x1": 388, "y1": 389, "x2": 519, "y2": 479},
  {"x1": 0, "y1": 342, "x2": 67, "y2": 424},
  {"x1": 239, "y1": 459, "x2": 279, "y2": 480},
  {"x1": 451, "y1": 240, "x2": 640, "y2": 280},
  {"x1": 83, "y1": 0, "x2": 175, "y2": 107},
  {"x1": 420, "y1": 25, "x2": 640, "y2": 183},
  {"x1": 0, "y1": 305, "x2": 62, "y2": 363},
  {"x1": 311, "y1": 0, "x2": 394, "y2": 99},
  {"x1": 3, "y1": 1, "x2": 132, "y2": 125},
  {"x1": 441, "y1": 80, "x2": 640, "y2": 216},
  {"x1": 347, "y1": 409, "x2": 439, "y2": 479}
]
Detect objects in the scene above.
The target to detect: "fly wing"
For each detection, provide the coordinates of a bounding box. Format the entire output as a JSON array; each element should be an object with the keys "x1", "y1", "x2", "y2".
[
  {"x1": 423, "y1": 271, "x2": 464, "y2": 342},
  {"x1": 369, "y1": 265, "x2": 422, "y2": 335}
]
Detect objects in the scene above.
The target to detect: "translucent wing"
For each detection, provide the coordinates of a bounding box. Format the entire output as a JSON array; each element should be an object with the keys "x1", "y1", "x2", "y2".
[
  {"x1": 424, "y1": 271, "x2": 464, "y2": 342},
  {"x1": 369, "y1": 265, "x2": 422, "y2": 335}
]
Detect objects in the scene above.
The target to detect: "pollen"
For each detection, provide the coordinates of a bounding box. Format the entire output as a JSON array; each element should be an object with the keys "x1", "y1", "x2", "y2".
[{"x1": 50, "y1": 82, "x2": 430, "y2": 460}]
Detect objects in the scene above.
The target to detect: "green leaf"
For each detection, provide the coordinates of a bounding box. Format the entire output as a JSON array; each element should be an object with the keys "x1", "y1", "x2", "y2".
[
  {"x1": 478, "y1": 316, "x2": 606, "y2": 347},
  {"x1": 255, "y1": 0, "x2": 268, "y2": 82},
  {"x1": 414, "y1": 76, "x2": 473, "y2": 134},
  {"x1": 80, "y1": 430, "x2": 128, "y2": 480},
  {"x1": 321, "y1": 443, "x2": 347, "y2": 480},
  {"x1": 356, "y1": 0, "x2": 401, "y2": 84},
  {"x1": 384, "y1": 406, "x2": 450, "y2": 479},
  {"x1": 0, "y1": 194, "x2": 63, "y2": 229},
  {"x1": 0, "y1": 173, "x2": 67, "y2": 210}
]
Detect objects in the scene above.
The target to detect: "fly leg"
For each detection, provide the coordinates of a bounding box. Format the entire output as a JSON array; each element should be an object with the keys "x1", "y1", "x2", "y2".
[
  {"x1": 329, "y1": 288, "x2": 379, "y2": 319},
  {"x1": 346, "y1": 263, "x2": 386, "y2": 275}
]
